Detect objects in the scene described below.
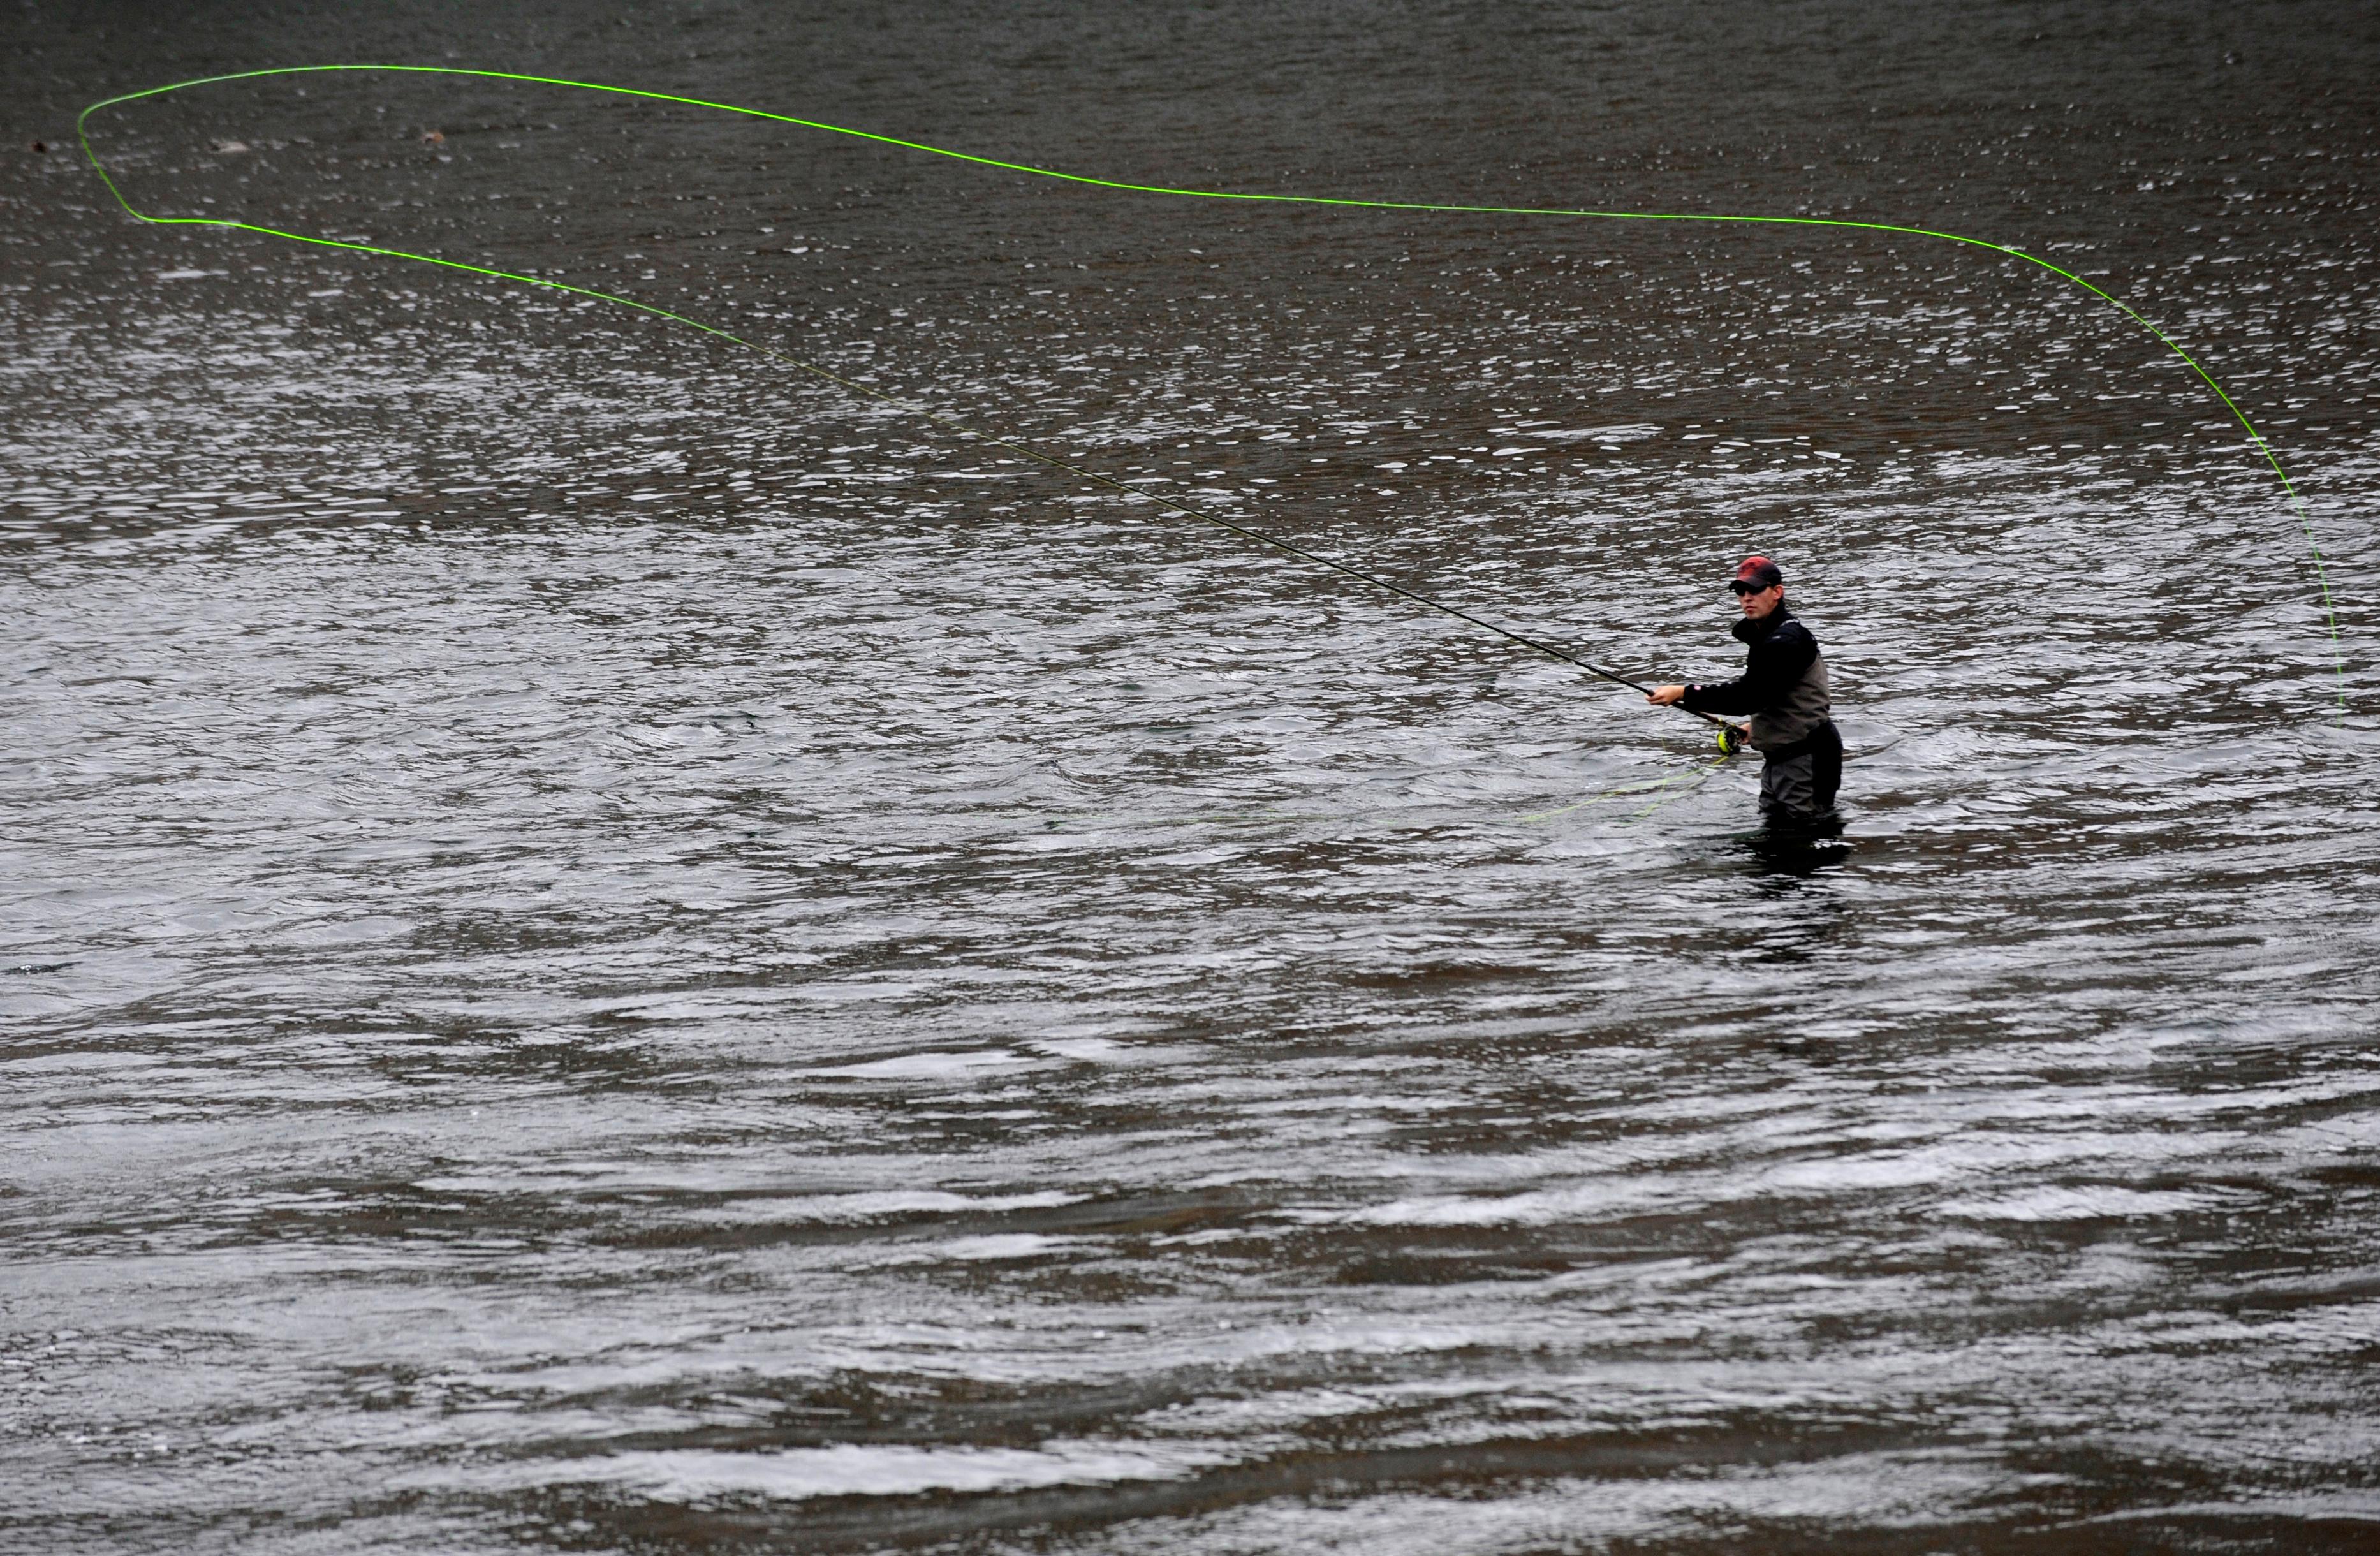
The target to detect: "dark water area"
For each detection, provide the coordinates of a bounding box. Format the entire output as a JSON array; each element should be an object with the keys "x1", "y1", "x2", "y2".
[{"x1": 6, "y1": 2, "x2": 2380, "y2": 1551}]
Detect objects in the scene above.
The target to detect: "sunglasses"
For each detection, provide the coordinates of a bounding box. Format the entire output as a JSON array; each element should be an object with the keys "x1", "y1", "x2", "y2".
[{"x1": 1728, "y1": 581, "x2": 1779, "y2": 596}]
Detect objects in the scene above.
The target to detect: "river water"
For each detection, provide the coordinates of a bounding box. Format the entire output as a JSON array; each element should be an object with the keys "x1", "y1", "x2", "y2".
[{"x1": 6, "y1": 3, "x2": 2379, "y2": 1552}]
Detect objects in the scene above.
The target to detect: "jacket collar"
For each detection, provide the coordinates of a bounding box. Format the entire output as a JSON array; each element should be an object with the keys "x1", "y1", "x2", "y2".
[{"x1": 1732, "y1": 601, "x2": 1795, "y2": 644}]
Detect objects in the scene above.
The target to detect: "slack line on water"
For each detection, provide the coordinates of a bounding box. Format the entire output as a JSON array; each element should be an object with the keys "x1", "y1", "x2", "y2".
[{"x1": 73, "y1": 64, "x2": 2348, "y2": 734}]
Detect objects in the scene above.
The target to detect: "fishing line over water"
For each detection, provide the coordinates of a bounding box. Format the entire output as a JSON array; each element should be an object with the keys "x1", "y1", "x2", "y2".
[{"x1": 75, "y1": 63, "x2": 2348, "y2": 719}]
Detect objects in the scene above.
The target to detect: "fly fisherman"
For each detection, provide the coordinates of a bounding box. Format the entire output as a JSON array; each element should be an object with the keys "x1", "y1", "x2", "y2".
[{"x1": 1646, "y1": 556, "x2": 1841, "y2": 827}]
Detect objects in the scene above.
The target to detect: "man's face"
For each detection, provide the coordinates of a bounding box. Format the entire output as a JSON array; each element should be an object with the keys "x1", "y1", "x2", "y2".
[{"x1": 1734, "y1": 583, "x2": 1783, "y2": 620}]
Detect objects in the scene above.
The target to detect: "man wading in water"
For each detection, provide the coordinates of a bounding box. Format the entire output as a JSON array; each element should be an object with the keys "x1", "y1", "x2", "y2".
[{"x1": 1647, "y1": 556, "x2": 1842, "y2": 828}]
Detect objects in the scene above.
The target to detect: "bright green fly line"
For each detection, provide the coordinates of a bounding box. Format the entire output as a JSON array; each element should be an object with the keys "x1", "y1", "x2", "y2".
[{"x1": 77, "y1": 64, "x2": 2348, "y2": 721}]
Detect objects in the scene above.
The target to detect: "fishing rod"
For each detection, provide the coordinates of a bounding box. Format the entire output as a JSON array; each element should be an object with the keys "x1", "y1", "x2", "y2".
[
  {"x1": 821, "y1": 378, "x2": 1754, "y2": 751},
  {"x1": 930, "y1": 429, "x2": 1748, "y2": 745}
]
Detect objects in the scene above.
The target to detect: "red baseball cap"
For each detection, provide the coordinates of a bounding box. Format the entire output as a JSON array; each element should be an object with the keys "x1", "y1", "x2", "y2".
[{"x1": 1728, "y1": 555, "x2": 1784, "y2": 593}]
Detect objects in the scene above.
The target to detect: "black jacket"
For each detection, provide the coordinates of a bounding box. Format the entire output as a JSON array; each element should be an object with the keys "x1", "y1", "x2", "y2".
[{"x1": 1680, "y1": 605, "x2": 1830, "y2": 750}]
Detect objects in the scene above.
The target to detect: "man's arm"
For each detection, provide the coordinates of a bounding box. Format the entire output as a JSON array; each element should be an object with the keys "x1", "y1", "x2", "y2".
[{"x1": 1674, "y1": 624, "x2": 1816, "y2": 716}]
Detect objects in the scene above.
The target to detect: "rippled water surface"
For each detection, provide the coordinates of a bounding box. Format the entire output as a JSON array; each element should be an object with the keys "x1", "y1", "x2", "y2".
[{"x1": 6, "y1": 3, "x2": 2380, "y2": 1551}]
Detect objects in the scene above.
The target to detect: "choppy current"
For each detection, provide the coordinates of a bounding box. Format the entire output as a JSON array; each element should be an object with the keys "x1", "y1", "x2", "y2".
[{"x1": 5, "y1": 3, "x2": 2379, "y2": 1552}]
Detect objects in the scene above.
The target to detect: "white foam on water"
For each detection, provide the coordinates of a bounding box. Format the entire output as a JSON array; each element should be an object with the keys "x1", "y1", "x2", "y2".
[
  {"x1": 417, "y1": 1438, "x2": 1238, "y2": 1501},
  {"x1": 805, "y1": 1048, "x2": 1040, "y2": 1079},
  {"x1": 1935, "y1": 1185, "x2": 2228, "y2": 1222},
  {"x1": 708, "y1": 1189, "x2": 1085, "y2": 1224}
]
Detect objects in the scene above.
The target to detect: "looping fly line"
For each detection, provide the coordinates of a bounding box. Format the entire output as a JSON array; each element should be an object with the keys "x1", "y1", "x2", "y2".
[{"x1": 77, "y1": 64, "x2": 2346, "y2": 720}]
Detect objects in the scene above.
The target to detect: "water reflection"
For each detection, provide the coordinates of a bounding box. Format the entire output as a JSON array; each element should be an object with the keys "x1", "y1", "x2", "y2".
[{"x1": 1738, "y1": 823, "x2": 1853, "y2": 884}]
